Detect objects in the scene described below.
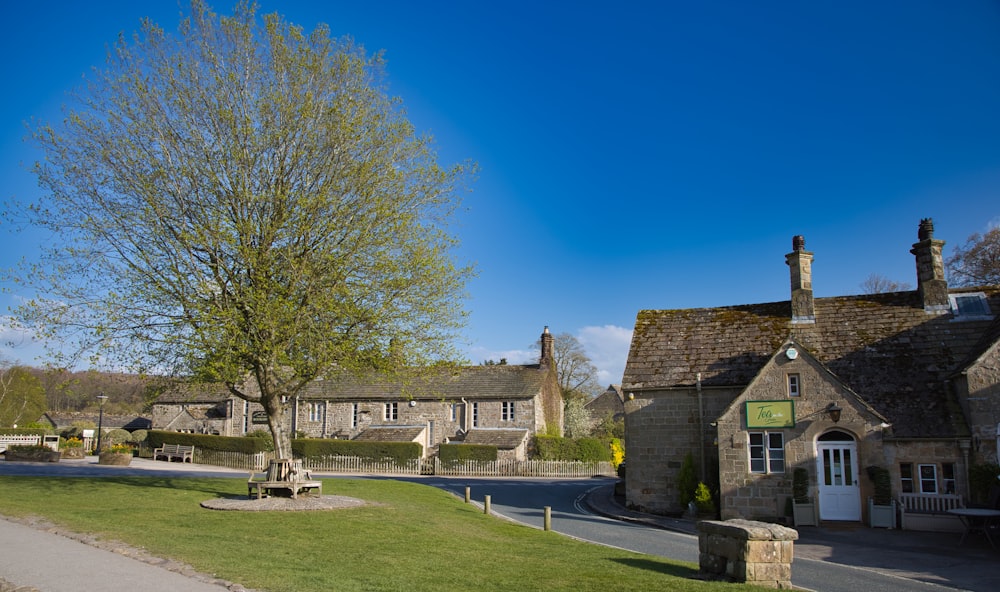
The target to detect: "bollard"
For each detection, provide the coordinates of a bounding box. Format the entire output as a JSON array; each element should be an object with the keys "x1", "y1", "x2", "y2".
[
  {"x1": 465, "y1": 486, "x2": 470, "y2": 503},
  {"x1": 544, "y1": 506, "x2": 551, "y2": 531},
  {"x1": 484, "y1": 494, "x2": 491, "y2": 515}
]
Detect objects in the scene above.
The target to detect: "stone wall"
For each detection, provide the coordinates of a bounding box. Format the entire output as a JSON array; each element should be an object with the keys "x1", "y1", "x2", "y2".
[
  {"x1": 697, "y1": 519, "x2": 797, "y2": 588},
  {"x1": 624, "y1": 387, "x2": 735, "y2": 514}
]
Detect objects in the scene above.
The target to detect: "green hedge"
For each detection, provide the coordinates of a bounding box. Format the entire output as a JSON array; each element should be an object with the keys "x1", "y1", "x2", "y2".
[
  {"x1": 293, "y1": 438, "x2": 421, "y2": 463},
  {"x1": 438, "y1": 443, "x2": 498, "y2": 462},
  {"x1": 146, "y1": 430, "x2": 272, "y2": 454},
  {"x1": 533, "y1": 435, "x2": 612, "y2": 462}
]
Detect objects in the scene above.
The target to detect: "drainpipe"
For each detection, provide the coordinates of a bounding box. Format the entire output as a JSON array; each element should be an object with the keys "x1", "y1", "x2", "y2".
[
  {"x1": 697, "y1": 372, "x2": 706, "y2": 483},
  {"x1": 461, "y1": 398, "x2": 470, "y2": 434}
]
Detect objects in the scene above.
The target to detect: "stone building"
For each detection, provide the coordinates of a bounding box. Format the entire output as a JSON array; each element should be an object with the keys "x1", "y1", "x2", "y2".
[
  {"x1": 152, "y1": 328, "x2": 563, "y2": 459},
  {"x1": 585, "y1": 384, "x2": 625, "y2": 424},
  {"x1": 622, "y1": 220, "x2": 1000, "y2": 523}
]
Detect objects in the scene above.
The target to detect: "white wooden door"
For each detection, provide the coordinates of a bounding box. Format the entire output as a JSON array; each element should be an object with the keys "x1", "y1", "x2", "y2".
[{"x1": 817, "y1": 440, "x2": 861, "y2": 521}]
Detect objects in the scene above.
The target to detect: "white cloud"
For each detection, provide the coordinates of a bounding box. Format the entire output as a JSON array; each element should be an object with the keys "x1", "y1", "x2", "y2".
[
  {"x1": 576, "y1": 324, "x2": 633, "y2": 387},
  {"x1": 0, "y1": 316, "x2": 47, "y2": 366}
]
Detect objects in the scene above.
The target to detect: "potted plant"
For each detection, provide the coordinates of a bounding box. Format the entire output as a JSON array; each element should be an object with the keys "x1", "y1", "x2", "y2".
[
  {"x1": 98, "y1": 443, "x2": 134, "y2": 466},
  {"x1": 792, "y1": 467, "x2": 817, "y2": 526},
  {"x1": 4, "y1": 445, "x2": 61, "y2": 463},
  {"x1": 867, "y1": 466, "x2": 896, "y2": 528},
  {"x1": 60, "y1": 437, "x2": 85, "y2": 459}
]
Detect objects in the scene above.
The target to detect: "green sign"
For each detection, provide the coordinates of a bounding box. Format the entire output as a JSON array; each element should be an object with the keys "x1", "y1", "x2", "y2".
[
  {"x1": 746, "y1": 400, "x2": 795, "y2": 428},
  {"x1": 251, "y1": 411, "x2": 269, "y2": 425}
]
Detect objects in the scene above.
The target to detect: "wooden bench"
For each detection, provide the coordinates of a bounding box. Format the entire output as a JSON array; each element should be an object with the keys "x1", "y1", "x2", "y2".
[
  {"x1": 153, "y1": 443, "x2": 194, "y2": 463},
  {"x1": 898, "y1": 493, "x2": 964, "y2": 532},
  {"x1": 247, "y1": 459, "x2": 322, "y2": 500}
]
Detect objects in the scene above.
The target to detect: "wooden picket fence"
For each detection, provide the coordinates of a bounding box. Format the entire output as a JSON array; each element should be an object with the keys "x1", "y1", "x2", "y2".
[{"x1": 185, "y1": 449, "x2": 616, "y2": 478}]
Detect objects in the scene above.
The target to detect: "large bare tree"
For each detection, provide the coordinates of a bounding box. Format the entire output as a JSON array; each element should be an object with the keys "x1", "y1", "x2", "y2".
[
  {"x1": 946, "y1": 227, "x2": 1000, "y2": 287},
  {"x1": 8, "y1": 1, "x2": 474, "y2": 459}
]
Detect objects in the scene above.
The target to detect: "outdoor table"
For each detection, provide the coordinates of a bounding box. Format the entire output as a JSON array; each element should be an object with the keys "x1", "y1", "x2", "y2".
[{"x1": 947, "y1": 508, "x2": 1000, "y2": 549}]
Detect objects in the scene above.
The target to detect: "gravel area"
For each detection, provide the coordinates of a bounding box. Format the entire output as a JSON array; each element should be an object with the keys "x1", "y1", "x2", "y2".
[{"x1": 201, "y1": 494, "x2": 369, "y2": 511}]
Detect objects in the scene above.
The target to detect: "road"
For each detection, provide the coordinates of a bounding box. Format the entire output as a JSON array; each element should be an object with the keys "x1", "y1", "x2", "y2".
[{"x1": 399, "y1": 476, "x2": 975, "y2": 592}]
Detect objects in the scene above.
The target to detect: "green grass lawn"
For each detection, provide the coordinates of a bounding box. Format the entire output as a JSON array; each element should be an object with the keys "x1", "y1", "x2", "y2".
[{"x1": 0, "y1": 476, "x2": 765, "y2": 592}]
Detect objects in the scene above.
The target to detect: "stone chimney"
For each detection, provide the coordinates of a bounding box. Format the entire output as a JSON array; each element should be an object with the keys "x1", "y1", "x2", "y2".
[
  {"x1": 540, "y1": 326, "x2": 554, "y2": 366},
  {"x1": 785, "y1": 235, "x2": 815, "y2": 324},
  {"x1": 910, "y1": 218, "x2": 950, "y2": 313}
]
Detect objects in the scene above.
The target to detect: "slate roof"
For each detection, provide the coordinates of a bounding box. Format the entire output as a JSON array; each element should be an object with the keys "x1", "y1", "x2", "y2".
[
  {"x1": 153, "y1": 383, "x2": 232, "y2": 404},
  {"x1": 40, "y1": 412, "x2": 152, "y2": 431},
  {"x1": 623, "y1": 287, "x2": 1000, "y2": 439},
  {"x1": 462, "y1": 428, "x2": 530, "y2": 449},
  {"x1": 296, "y1": 364, "x2": 548, "y2": 401},
  {"x1": 585, "y1": 385, "x2": 624, "y2": 418}
]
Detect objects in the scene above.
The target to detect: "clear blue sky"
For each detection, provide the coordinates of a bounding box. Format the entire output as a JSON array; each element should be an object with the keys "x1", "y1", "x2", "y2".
[{"x1": 2, "y1": 1, "x2": 999, "y2": 389}]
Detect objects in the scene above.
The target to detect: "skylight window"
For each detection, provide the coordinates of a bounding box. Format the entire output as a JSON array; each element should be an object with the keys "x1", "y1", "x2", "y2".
[{"x1": 949, "y1": 293, "x2": 992, "y2": 320}]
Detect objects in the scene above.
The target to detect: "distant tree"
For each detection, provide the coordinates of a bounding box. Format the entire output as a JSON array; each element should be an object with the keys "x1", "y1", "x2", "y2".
[
  {"x1": 9, "y1": 1, "x2": 473, "y2": 460},
  {"x1": 0, "y1": 363, "x2": 47, "y2": 427},
  {"x1": 946, "y1": 227, "x2": 1000, "y2": 287},
  {"x1": 860, "y1": 273, "x2": 911, "y2": 294},
  {"x1": 543, "y1": 332, "x2": 600, "y2": 401},
  {"x1": 562, "y1": 397, "x2": 594, "y2": 438}
]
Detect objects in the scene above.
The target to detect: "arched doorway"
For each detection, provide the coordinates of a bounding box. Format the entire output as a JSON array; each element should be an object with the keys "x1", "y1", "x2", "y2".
[{"x1": 816, "y1": 430, "x2": 861, "y2": 521}]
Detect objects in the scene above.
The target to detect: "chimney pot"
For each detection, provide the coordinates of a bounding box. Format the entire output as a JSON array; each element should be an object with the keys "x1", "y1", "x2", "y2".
[
  {"x1": 911, "y1": 218, "x2": 949, "y2": 313},
  {"x1": 785, "y1": 237, "x2": 815, "y2": 324}
]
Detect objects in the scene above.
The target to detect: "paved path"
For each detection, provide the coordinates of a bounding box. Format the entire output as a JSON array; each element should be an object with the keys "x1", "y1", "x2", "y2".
[{"x1": 0, "y1": 517, "x2": 239, "y2": 592}]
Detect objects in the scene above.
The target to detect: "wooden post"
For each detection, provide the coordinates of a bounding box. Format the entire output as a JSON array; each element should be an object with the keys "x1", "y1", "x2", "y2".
[
  {"x1": 484, "y1": 494, "x2": 491, "y2": 515},
  {"x1": 544, "y1": 506, "x2": 552, "y2": 531},
  {"x1": 465, "y1": 486, "x2": 471, "y2": 503}
]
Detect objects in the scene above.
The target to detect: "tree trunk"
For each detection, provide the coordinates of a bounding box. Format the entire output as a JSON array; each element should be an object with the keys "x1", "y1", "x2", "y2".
[{"x1": 262, "y1": 394, "x2": 293, "y2": 465}]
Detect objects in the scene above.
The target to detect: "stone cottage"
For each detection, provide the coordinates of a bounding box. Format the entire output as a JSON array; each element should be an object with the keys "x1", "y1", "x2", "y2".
[
  {"x1": 152, "y1": 327, "x2": 563, "y2": 459},
  {"x1": 622, "y1": 220, "x2": 1000, "y2": 524}
]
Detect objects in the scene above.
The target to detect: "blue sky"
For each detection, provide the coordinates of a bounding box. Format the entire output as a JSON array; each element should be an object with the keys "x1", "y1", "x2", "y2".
[{"x1": 2, "y1": 1, "x2": 1000, "y2": 389}]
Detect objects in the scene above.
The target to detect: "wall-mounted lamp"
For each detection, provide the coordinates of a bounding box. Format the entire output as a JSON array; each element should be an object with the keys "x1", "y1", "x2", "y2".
[
  {"x1": 628, "y1": 392, "x2": 634, "y2": 400},
  {"x1": 826, "y1": 402, "x2": 842, "y2": 423}
]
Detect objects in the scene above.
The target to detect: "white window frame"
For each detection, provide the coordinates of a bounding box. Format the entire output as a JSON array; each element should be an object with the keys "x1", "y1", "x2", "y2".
[
  {"x1": 748, "y1": 431, "x2": 785, "y2": 474},
  {"x1": 307, "y1": 402, "x2": 323, "y2": 422},
  {"x1": 787, "y1": 374, "x2": 800, "y2": 397},
  {"x1": 501, "y1": 401, "x2": 515, "y2": 422},
  {"x1": 949, "y1": 292, "x2": 992, "y2": 320},
  {"x1": 450, "y1": 403, "x2": 457, "y2": 422},
  {"x1": 384, "y1": 402, "x2": 398, "y2": 422},
  {"x1": 351, "y1": 403, "x2": 359, "y2": 429},
  {"x1": 472, "y1": 402, "x2": 479, "y2": 427},
  {"x1": 918, "y1": 463, "x2": 938, "y2": 494}
]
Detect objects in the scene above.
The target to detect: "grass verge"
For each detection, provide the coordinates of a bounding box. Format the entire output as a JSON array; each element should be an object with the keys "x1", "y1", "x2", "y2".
[{"x1": 0, "y1": 476, "x2": 763, "y2": 592}]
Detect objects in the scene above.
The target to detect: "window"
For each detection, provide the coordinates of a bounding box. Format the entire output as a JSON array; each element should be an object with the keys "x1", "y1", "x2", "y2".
[
  {"x1": 748, "y1": 432, "x2": 785, "y2": 473},
  {"x1": 450, "y1": 403, "x2": 457, "y2": 422},
  {"x1": 919, "y1": 464, "x2": 938, "y2": 493},
  {"x1": 472, "y1": 402, "x2": 479, "y2": 427},
  {"x1": 900, "y1": 463, "x2": 914, "y2": 493},
  {"x1": 787, "y1": 374, "x2": 800, "y2": 397},
  {"x1": 949, "y1": 293, "x2": 992, "y2": 319},
  {"x1": 942, "y1": 463, "x2": 956, "y2": 494},
  {"x1": 351, "y1": 403, "x2": 359, "y2": 429},
  {"x1": 307, "y1": 402, "x2": 324, "y2": 422},
  {"x1": 384, "y1": 402, "x2": 398, "y2": 422},
  {"x1": 501, "y1": 401, "x2": 515, "y2": 422}
]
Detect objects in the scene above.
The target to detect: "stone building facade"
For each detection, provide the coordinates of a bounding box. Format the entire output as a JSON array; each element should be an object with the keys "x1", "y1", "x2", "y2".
[
  {"x1": 152, "y1": 328, "x2": 563, "y2": 459},
  {"x1": 623, "y1": 220, "x2": 1000, "y2": 523}
]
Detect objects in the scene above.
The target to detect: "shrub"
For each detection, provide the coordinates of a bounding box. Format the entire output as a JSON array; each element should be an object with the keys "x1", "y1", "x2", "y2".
[
  {"x1": 694, "y1": 482, "x2": 716, "y2": 514},
  {"x1": 292, "y1": 438, "x2": 421, "y2": 463},
  {"x1": 969, "y1": 462, "x2": 1000, "y2": 505},
  {"x1": 60, "y1": 437, "x2": 84, "y2": 449},
  {"x1": 146, "y1": 430, "x2": 273, "y2": 454},
  {"x1": 677, "y1": 453, "x2": 698, "y2": 507},
  {"x1": 793, "y1": 467, "x2": 810, "y2": 503},
  {"x1": 105, "y1": 428, "x2": 131, "y2": 446},
  {"x1": 109, "y1": 443, "x2": 133, "y2": 454},
  {"x1": 438, "y1": 443, "x2": 497, "y2": 463},
  {"x1": 533, "y1": 435, "x2": 612, "y2": 462},
  {"x1": 609, "y1": 438, "x2": 625, "y2": 470},
  {"x1": 128, "y1": 429, "x2": 148, "y2": 443},
  {"x1": 867, "y1": 466, "x2": 892, "y2": 505}
]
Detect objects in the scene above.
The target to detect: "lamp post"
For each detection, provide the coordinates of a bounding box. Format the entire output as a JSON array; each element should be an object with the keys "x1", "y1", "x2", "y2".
[{"x1": 96, "y1": 394, "x2": 108, "y2": 453}]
